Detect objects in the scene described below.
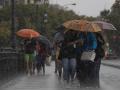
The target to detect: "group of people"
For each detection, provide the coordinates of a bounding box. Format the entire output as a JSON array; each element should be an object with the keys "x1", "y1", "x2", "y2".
[
  {"x1": 54, "y1": 29, "x2": 105, "y2": 88},
  {"x1": 23, "y1": 39, "x2": 48, "y2": 76},
  {"x1": 21, "y1": 26, "x2": 105, "y2": 88}
]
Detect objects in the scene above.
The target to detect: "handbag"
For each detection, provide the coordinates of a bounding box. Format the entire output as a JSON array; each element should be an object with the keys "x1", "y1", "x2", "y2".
[
  {"x1": 81, "y1": 50, "x2": 96, "y2": 62},
  {"x1": 80, "y1": 32, "x2": 97, "y2": 62}
]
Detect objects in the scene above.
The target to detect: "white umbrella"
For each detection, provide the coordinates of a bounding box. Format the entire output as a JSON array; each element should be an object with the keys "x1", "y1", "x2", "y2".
[{"x1": 93, "y1": 21, "x2": 117, "y2": 30}]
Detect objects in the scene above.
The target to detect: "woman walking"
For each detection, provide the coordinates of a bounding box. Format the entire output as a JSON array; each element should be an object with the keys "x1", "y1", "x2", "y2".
[
  {"x1": 24, "y1": 39, "x2": 36, "y2": 76},
  {"x1": 94, "y1": 32, "x2": 106, "y2": 88},
  {"x1": 77, "y1": 32, "x2": 97, "y2": 87},
  {"x1": 59, "y1": 30, "x2": 77, "y2": 84}
]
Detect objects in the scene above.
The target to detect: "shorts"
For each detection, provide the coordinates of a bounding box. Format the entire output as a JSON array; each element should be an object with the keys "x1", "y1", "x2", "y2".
[{"x1": 25, "y1": 53, "x2": 34, "y2": 62}]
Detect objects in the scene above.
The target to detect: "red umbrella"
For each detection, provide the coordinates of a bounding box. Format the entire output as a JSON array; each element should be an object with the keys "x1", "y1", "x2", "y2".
[{"x1": 16, "y1": 29, "x2": 40, "y2": 39}]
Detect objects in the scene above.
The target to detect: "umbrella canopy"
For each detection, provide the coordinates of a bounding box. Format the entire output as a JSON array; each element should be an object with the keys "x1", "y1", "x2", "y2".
[
  {"x1": 37, "y1": 35, "x2": 52, "y2": 49},
  {"x1": 85, "y1": 22, "x2": 102, "y2": 32},
  {"x1": 93, "y1": 21, "x2": 117, "y2": 30},
  {"x1": 16, "y1": 29, "x2": 40, "y2": 39},
  {"x1": 63, "y1": 20, "x2": 101, "y2": 32},
  {"x1": 63, "y1": 20, "x2": 88, "y2": 31}
]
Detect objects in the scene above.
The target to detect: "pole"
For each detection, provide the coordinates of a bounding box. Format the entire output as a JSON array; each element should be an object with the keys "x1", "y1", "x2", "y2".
[{"x1": 11, "y1": 0, "x2": 16, "y2": 48}]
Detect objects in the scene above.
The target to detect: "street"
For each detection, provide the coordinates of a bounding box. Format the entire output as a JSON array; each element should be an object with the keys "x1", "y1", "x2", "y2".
[
  {"x1": 0, "y1": 61, "x2": 120, "y2": 90},
  {"x1": 100, "y1": 65, "x2": 120, "y2": 90}
]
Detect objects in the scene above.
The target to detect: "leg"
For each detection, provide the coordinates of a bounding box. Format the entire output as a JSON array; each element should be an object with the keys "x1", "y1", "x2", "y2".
[
  {"x1": 55, "y1": 59, "x2": 57, "y2": 73},
  {"x1": 69, "y1": 58, "x2": 76, "y2": 81},
  {"x1": 62, "y1": 58, "x2": 69, "y2": 82},
  {"x1": 58, "y1": 61, "x2": 62, "y2": 78},
  {"x1": 36, "y1": 55, "x2": 42, "y2": 74},
  {"x1": 87, "y1": 61, "x2": 95, "y2": 87},
  {"x1": 29, "y1": 54, "x2": 34, "y2": 75},
  {"x1": 41, "y1": 60, "x2": 45, "y2": 75},
  {"x1": 26, "y1": 60, "x2": 29, "y2": 74},
  {"x1": 94, "y1": 57, "x2": 101, "y2": 87},
  {"x1": 33, "y1": 55, "x2": 37, "y2": 74},
  {"x1": 37, "y1": 63, "x2": 41, "y2": 74},
  {"x1": 78, "y1": 61, "x2": 88, "y2": 87},
  {"x1": 25, "y1": 54, "x2": 29, "y2": 74},
  {"x1": 29, "y1": 60, "x2": 33, "y2": 75}
]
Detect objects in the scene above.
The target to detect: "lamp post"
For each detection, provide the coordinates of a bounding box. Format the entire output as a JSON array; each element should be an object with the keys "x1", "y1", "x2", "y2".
[
  {"x1": 42, "y1": 1, "x2": 49, "y2": 35},
  {"x1": 11, "y1": 0, "x2": 16, "y2": 49}
]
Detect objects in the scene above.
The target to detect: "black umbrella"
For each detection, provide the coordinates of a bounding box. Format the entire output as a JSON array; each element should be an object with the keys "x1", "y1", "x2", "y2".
[{"x1": 37, "y1": 35, "x2": 52, "y2": 50}]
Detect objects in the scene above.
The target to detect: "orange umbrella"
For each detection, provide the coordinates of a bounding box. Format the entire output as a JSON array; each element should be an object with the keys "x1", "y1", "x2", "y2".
[
  {"x1": 63, "y1": 20, "x2": 88, "y2": 31},
  {"x1": 63, "y1": 20, "x2": 101, "y2": 32},
  {"x1": 16, "y1": 29, "x2": 40, "y2": 39},
  {"x1": 84, "y1": 22, "x2": 102, "y2": 32}
]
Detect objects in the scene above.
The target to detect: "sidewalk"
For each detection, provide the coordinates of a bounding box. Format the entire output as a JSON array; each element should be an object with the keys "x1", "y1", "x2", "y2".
[
  {"x1": 0, "y1": 62, "x2": 80, "y2": 90},
  {"x1": 101, "y1": 59, "x2": 120, "y2": 69}
]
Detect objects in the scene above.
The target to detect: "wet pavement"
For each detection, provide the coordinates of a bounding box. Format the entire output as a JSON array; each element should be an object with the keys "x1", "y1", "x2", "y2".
[
  {"x1": 102, "y1": 59, "x2": 120, "y2": 69},
  {"x1": 1, "y1": 60, "x2": 120, "y2": 90},
  {"x1": 0, "y1": 62, "x2": 80, "y2": 90}
]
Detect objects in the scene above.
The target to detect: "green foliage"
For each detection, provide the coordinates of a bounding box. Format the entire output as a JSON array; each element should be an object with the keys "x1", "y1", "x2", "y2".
[
  {"x1": 100, "y1": 9, "x2": 110, "y2": 18},
  {"x1": 0, "y1": 21, "x2": 11, "y2": 47}
]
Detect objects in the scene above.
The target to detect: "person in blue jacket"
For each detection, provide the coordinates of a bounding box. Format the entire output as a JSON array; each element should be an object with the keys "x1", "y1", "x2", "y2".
[{"x1": 76, "y1": 32, "x2": 97, "y2": 87}]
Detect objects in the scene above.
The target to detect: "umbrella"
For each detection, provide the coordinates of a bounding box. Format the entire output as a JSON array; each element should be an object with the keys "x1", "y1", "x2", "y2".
[
  {"x1": 37, "y1": 35, "x2": 52, "y2": 49},
  {"x1": 63, "y1": 20, "x2": 101, "y2": 32},
  {"x1": 16, "y1": 29, "x2": 40, "y2": 39},
  {"x1": 93, "y1": 21, "x2": 117, "y2": 30}
]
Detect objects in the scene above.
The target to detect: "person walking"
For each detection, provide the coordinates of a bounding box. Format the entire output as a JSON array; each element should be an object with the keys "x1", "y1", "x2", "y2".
[
  {"x1": 59, "y1": 30, "x2": 77, "y2": 84},
  {"x1": 94, "y1": 32, "x2": 106, "y2": 88},
  {"x1": 77, "y1": 32, "x2": 97, "y2": 87},
  {"x1": 36, "y1": 42, "x2": 47, "y2": 75},
  {"x1": 24, "y1": 39, "x2": 36, "y2": 76},
  {"x1": 54, "y1": 41, "x2": 62, "y2": 78}
]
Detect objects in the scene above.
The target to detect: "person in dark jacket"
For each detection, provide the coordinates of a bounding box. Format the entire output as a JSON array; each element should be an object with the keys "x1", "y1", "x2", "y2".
[
  {"x1": 94, "y1": 32, "x2": 106, "y2": 88},
  {"x1": 36, "y1": 42, "x2": 47, "y2": 75},
  {"x1": 59, "y1": 30, "x2": 77, "y2": 83}
]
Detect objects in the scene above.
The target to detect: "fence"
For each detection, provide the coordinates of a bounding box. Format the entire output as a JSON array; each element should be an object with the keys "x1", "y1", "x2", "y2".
[{"x1": 0, "y1": 48, "x2": 24, "y2": 80}]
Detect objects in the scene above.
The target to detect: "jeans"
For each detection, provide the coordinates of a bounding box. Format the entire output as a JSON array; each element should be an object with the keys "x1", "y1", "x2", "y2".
[{"x1": 62, "y1": 58, "x2": 76, "y2": 82}]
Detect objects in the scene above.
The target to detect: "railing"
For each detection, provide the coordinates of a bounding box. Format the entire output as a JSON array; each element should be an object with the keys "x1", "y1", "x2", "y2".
[{"x1": 0, "y1": 48, "x2": 25, "y2": 80}]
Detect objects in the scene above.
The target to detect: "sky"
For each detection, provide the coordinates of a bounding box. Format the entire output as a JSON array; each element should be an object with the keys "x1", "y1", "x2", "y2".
[{"x1": 49, "y1": 0, "x2": 115, "y2": 17}]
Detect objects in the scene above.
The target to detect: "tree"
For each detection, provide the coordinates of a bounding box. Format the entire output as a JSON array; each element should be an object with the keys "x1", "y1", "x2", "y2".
[
  {"x1": 109, "y1": 0, "x2": 120, "y2": 55},
  {"x1": 0, "y1": 4, "x2": 96, "y2": 47},
  {"x1": 99, "y1": 0, "x2": 120, "y2": 56},
  {"x1": 100, "y1": 9, "x2": 110, "y2": 21},
  {"x1": 109, "y1": 0, "x2": 120, "y2": 31}
]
